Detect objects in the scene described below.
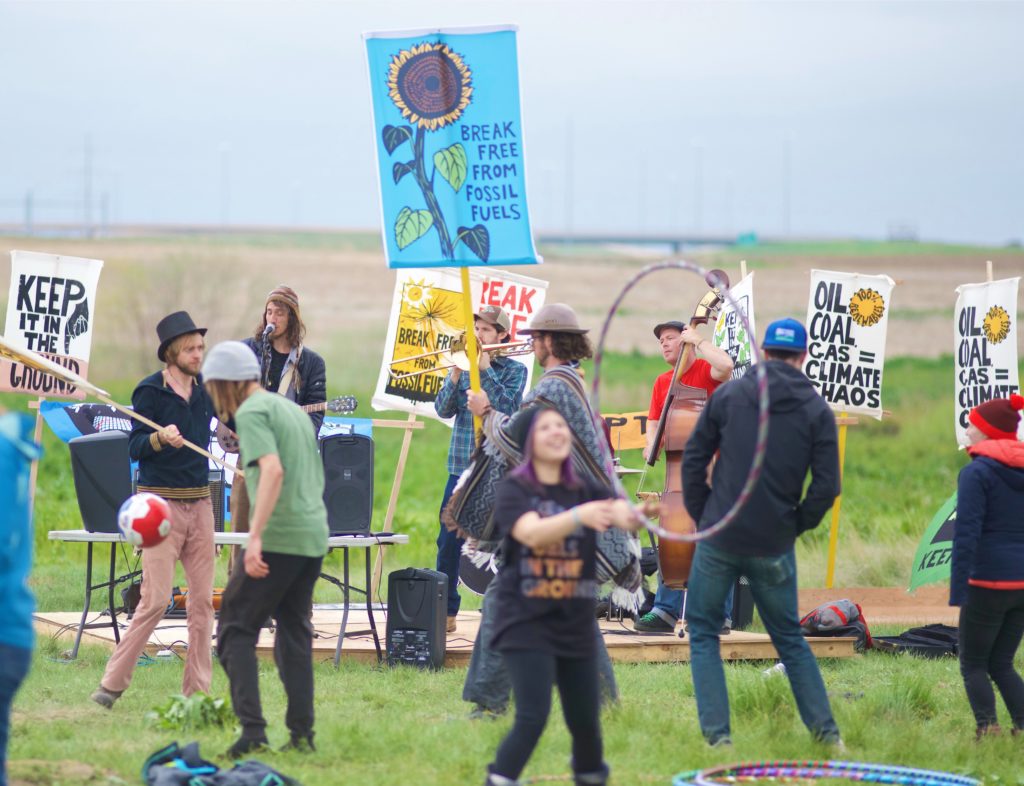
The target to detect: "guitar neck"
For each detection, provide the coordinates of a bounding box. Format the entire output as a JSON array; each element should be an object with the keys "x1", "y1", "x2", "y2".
[{"x1": 301, "y1": 401, "x2": 326, "y2": 413}]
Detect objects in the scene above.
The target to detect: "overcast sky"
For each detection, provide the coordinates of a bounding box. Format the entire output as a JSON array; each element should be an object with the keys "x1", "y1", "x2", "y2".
[{"x1": 1, "y1": 1, "x2": 1021, "y2": 244}]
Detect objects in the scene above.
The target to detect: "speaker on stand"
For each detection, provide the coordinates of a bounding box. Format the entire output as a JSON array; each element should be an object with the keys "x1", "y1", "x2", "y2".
[
  {"x1": 386, "y1": 568, "x2": 447, "y2": 669},
  {"x1": 320, "y1": 432, "x2": 373, "y2": 534}
]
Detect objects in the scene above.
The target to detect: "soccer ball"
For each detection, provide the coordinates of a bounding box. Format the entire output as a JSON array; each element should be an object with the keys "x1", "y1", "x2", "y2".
[{"x1": 117, "y1": 493, "x2": 172, "y2": 548}]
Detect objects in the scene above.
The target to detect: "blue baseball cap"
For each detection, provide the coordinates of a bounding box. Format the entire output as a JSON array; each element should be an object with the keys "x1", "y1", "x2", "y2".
[{"x1": 762, "y1": 318, "x2": 807, "y2": 353}]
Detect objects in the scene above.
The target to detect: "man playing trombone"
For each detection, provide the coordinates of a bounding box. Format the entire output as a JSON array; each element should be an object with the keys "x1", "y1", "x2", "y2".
[{"x1": 434, "y1": 305, "x2": 528, "y2": 633}]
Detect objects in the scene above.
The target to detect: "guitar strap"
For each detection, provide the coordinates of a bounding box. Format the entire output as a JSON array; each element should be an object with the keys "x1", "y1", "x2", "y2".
[{"x1": 276, "y1": 345, "x2": 303, "y2": 398}]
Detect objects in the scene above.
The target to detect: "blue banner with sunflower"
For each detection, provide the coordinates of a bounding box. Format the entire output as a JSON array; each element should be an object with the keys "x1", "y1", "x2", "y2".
[{"x1": 365, "y1": 25, "x2": 541, "y2": 269}]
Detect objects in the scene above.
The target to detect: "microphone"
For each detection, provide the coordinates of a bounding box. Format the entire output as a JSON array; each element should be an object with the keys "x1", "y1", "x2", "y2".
[{"x1": 262, "y1": 323, "x2": 274, "y2": 339}]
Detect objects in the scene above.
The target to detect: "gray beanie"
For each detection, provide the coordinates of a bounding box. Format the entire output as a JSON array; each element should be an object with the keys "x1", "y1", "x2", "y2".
[{"x1": 201, "y1": 341, "x2": 260, "y2": 382}]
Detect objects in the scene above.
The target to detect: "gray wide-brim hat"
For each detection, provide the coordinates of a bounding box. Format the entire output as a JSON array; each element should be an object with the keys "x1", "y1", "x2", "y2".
[
  {"x1": 201, "y1": 341, "x2": 260, "y2": 382},
  {"x1": 519, "y1": 303, "x2": 588, "y2": 335}
]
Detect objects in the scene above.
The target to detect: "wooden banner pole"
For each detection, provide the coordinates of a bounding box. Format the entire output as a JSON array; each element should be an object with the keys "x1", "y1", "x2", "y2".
[
  {"x1": 739, "y1": 259, "x2": 748, "y2": 280},
  {"x1": 371, "y1": 411, "x2": 419, "y2": 601},
  {"x1": 459, "y1": 267, "x2": 483, "y2": 439},
  {"x1": 986, "y1": 259, "x2": 993, "y2": 282},
  {"x1": 825, "y1": 412, "x2": 857, "y2": 587},
  {"x1": 27, "y1": 396, "x2": 45, "y2": 521}
]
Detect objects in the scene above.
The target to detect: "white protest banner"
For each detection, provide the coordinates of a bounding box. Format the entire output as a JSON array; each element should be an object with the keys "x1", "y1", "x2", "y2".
[
  {"x1": 713, "y1": 272, "x2": 756, "y2": 380},
  {"x1": 953, "y1": 277, "x2": 1021, "y2": 446},
  {"x1": 803, "y1": 269, "x2": 894, "y2": 419},
  {"x1": 0, "y1": 250, "x2": 103, "y2": 400},
  {"x1": 372, "y1": 267, "x2": 548, "y2": 419}
]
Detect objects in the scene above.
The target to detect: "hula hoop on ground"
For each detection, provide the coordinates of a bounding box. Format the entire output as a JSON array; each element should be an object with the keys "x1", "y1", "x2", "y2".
[
  {"x1": 671, "y1": 760, "x2": 981, "y2": 786},
  {"x1": 588, "y1": 259, "x2": 769, "y2": 542}
]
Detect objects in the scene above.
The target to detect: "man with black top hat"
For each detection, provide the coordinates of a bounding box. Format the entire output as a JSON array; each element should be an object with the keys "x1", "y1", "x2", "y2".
[
  {"x1": 682, "y1": 317, "x2": 842, "y2": 747},
  {"x1": 634, "y1": 319, "x2": 733, "y2": 634},
  {"x1": 434, "y1": 304, "x2": 527, "y2": 633},
  {"x1": 91, "y1": 311, "x2": 217, "y2": 709}
]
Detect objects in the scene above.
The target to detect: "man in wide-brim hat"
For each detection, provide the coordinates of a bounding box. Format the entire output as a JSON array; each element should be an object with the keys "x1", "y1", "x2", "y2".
[{"x1": 92, "y1": 311, "x2": 218, "y2": 709}]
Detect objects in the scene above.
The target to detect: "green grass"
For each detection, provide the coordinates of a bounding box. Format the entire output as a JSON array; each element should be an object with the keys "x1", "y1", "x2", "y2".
[
  {"x1": 13, "y1": 283, "x2": 1024, "y2": 784},
  {"x1": 12, "y1": 636, "x2": 1022, "y2": 785}
]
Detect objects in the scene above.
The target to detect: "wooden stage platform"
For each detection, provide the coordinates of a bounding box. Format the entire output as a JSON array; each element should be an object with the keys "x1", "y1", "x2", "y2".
[{"x1": 34, "y1": 606, "x2": 856, "y2": 667}]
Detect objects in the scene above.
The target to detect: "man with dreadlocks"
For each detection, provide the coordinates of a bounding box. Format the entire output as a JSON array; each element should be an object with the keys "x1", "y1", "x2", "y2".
[{"x1": 464, "y1": 303, "x2": 642, "y2": 720}]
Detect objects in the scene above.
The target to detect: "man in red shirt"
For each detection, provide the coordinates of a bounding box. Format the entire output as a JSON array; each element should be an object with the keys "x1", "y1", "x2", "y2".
[{"x1": 636, "y1": 319, "x2": 734, "y2": 633}]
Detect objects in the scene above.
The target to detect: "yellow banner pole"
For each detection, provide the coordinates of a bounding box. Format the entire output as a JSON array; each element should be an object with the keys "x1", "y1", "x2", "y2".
[
  {"x1": 459, "y1": 267, "x2": 482, "y2": 438},
  {"x1": 825, "y1": 412, "x2": 850, "y2": 588}
]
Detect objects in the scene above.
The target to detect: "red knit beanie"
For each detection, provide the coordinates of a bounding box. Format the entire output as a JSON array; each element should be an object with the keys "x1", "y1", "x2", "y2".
[{"x1": 969, "y1": 394, "x2": 1024, "y2": 440}]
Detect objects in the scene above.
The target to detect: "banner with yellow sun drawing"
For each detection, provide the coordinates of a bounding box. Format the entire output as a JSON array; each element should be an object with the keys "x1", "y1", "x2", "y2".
[
  {"x1": 364, "y1": 25, "x2": 541, "y2": 269},
  {"x1": 953, "y1": 276, "x2": 1021, "y2": 447},
  {"x1": 372, "y1": 267, "x2": 548, "y2": 418},
  {"x1": 803, "y1": 269, "x2": 895, "y2": 419}
]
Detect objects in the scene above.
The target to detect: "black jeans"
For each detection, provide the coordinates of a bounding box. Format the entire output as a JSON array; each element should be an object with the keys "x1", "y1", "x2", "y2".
[
  {"x1": 217, "y1": 550, "x2": 323, "y2": 740},
  {"x1": 490, "y1": 649, "x2": 604, "y2": 781},
  {"x1": 958, "y1": 585, "x2": 1024, "y2": 730}
]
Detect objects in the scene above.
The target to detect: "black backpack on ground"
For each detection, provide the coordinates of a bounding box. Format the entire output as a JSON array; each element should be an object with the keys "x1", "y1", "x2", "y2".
[{"x1": 873, "y1": 624, "x2": 959, "y2": 658}]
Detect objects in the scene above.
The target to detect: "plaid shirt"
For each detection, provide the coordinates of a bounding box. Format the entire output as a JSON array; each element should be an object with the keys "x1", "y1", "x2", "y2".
[{"x1": 434, "y1": 356, "x2": 528, "y2": 475}]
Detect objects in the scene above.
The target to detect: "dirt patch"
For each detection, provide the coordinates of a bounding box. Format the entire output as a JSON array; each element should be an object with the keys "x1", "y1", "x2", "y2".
[{"x1": 8, "y1": 759, "x2": 124, "y2": 786}]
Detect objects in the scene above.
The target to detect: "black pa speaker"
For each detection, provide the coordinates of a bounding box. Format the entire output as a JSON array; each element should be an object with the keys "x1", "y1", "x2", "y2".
[
  {"x1": 386, "y1": 568, "x2": 447, "y2": 670},
  {"x1": 69, "y1": 431, "x2": 133, "y2": 533},
  {"x1": 731, "y1": 575, "x2": 754, "y2": 631},
  {"x1": 320, "y1": 432, "x2": 373, "y2": 534}
]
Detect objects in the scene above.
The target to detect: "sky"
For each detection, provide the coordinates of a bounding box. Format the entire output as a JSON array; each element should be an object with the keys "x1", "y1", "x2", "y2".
[{"x1": 1, "y1": 1, "x2": 1021, "y2": 245}]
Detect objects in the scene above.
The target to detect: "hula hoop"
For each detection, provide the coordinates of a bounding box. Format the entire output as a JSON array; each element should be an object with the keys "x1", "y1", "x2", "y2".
[
  {"x1": 589, "y1": 260, "x2": 769, "y2": 542},
  {"x1": 671, "y1": 760, "x2": 981, "y2": 786}
]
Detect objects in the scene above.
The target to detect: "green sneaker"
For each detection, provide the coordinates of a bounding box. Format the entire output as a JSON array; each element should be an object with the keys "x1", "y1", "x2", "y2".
[{"x1": 633, "y1": 612, "x2": 676, "y2": 633}]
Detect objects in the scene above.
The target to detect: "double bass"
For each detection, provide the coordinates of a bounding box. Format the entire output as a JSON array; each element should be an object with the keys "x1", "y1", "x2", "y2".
[{"x1": 645, "y1": 270, "x2": 729, "y2": 588}]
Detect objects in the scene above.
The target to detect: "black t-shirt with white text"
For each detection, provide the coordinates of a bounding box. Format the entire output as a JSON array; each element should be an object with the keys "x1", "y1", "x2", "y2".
[{"x1": 490, "y1": 475, "x2": 609, "y2": 657}]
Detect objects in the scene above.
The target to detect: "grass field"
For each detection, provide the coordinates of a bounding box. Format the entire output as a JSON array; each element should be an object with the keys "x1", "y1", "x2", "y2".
[{"x1": 5, "y1": 234, "x2": 1024, "y2": 784}]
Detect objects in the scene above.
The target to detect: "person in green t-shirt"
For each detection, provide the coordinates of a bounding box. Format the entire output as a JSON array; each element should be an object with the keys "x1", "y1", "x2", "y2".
[{"x1": 202, "y1": 341, "x2": 329, "y2": 758}]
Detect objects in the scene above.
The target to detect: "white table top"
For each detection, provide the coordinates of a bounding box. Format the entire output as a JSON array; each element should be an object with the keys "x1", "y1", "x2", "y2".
[{"x1": 48, "y1": 530, "x2": 409, "y2": 548}]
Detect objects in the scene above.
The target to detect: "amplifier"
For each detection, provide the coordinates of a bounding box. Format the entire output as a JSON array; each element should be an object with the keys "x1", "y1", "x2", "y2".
[{"x1": 386, "y1": 568, "x2": 447, "y2": 670}]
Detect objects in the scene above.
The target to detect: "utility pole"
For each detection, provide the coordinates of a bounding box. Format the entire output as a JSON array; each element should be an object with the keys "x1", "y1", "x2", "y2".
[
  {"x1": 24, "y1": 190, "x2": 33, "y2": 235},
  {"x1": 564, "y1": 117, "x2": 573, "y2": 243},
  {"x1": 83, "y1": 134, "x2": 94, "y2": 238},
  {"x1": 220, "y1": 143, "x2": 230, "y2": 227},
  {"x1": 693, "y1": 143, "x2": 703, "y2": 233},
  {"x1": 783, "y1": 137, "x2": 791, "y2": 237}
]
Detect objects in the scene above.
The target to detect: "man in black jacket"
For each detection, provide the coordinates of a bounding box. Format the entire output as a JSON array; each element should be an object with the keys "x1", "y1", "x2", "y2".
[
  {"x1": 681, "y1": 317, "x2": 842, "y2": 747},
  {"x1": 91, "y1": 311, "x2": 216, "y2": 708},
  {"x1": 230, "y1": 286, "x2": 327, "y2": 538}
]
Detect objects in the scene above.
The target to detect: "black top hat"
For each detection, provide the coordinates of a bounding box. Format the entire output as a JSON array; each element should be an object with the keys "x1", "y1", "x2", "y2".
[{"x1": 156, "y1": 311, "x2": 207, "y2": 362}]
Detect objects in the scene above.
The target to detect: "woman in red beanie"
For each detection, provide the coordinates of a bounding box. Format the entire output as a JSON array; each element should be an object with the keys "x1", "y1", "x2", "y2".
[{"x1": 951, "y1": 393, "x2": 1024, "y2": 739}]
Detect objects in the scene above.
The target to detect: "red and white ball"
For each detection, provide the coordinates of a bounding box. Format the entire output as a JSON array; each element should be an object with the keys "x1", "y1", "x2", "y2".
[{"x1": 118, "y1": 492, "x2": 172, "y2": 548}]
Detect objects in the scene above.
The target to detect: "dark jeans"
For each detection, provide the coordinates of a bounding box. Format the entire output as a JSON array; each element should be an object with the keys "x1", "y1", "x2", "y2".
[
  {"x1": 0, "y1": 643, "x2": 31, "y2": 786},
  {"x1": 217, "y1": 551, "x2": 323, "y2": 741},
  {"x1": 958, "y1": 585, "x2": 1024, "y2": 730},
  {"x1": 686, "y1": 542, "x2": 839, "y2": 744},
  {"x1": 435, "y1": 474, "x2": 464, "y2": 616},
  {"x1": 491, "y1": 650, "x2": 604, "y2": 782},
  {"x1": 465, "y1": 580, "x2": 619, "y2": 711}
]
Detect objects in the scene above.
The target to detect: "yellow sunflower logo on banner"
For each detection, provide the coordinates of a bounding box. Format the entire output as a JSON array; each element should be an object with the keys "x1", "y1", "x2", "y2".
[
  {"x1": 848, "y1": 288, "x2": 886, "y2": 328},
  {"x1": 982, "y1": 305, "x2": 1011, "y2": 344}
]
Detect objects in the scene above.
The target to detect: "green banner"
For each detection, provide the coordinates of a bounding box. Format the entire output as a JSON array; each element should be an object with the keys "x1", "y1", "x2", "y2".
[{"x1": 908, "y1": 492, "x2": 957, "y2": 591}]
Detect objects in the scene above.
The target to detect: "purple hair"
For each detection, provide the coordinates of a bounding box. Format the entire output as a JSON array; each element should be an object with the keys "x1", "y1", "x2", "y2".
[{"x1": 510, "y1": 407, "x2": 582, "y2": 490}]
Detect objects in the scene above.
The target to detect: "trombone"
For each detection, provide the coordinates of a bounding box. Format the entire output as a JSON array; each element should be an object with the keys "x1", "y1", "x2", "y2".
[{"x1": 388, "y1": 335, "x2": 533, "y2": 381}]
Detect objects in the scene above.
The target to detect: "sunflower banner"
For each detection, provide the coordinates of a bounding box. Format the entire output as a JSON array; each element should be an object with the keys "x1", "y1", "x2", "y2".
[
  {"x1": 953, "y1": 276, "x2": 1021, "y2": 447},
  {"x1": 372, "y1": 267, "x2": 548, "y2": 418},
  {"x1": 803, "y1": 269, "x2": 895, "y2": 419},
  {"x1": 364, "y1": 25, "x2": 541, "y2": 269}
]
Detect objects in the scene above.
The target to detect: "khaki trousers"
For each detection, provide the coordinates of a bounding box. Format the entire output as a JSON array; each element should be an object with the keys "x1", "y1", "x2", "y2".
[{"x1": 100, "y1": 497, "x2": 215, "y2": 695}]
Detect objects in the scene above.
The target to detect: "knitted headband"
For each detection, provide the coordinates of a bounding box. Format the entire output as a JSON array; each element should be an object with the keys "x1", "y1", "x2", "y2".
[{"x1": 266, "y1": 285, "x2": 300, "y2": 313}]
